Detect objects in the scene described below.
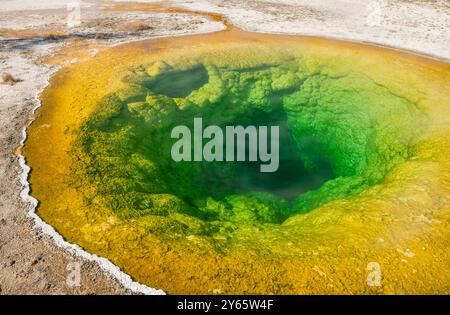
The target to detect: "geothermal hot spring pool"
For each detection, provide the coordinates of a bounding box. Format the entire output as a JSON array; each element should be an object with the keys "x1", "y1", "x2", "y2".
[{"x1": 24, "y1": 30, "x2": 450, "y2": 294}]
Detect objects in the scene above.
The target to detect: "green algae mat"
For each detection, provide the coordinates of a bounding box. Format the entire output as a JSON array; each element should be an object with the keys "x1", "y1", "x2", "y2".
[{"x1": 24, "y1": 31, "x2": 450, "y2": 294}]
